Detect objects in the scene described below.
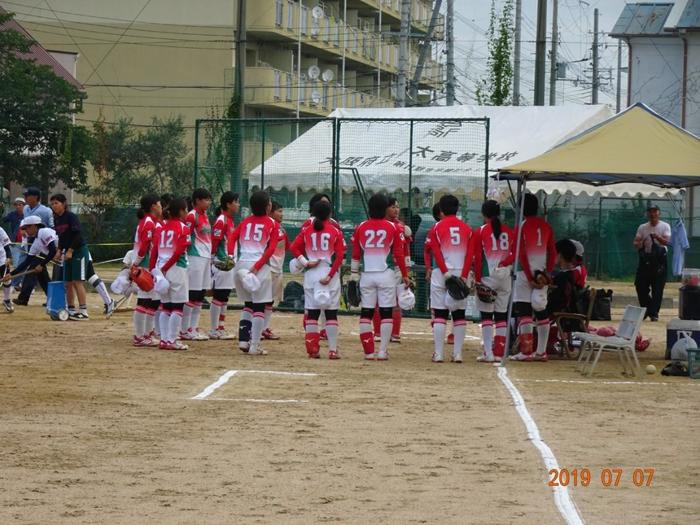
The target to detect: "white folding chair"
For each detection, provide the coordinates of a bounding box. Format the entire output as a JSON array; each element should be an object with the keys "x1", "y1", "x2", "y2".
[{"x1": 573, "y1": 305, "x2": 646, "y2": 377}]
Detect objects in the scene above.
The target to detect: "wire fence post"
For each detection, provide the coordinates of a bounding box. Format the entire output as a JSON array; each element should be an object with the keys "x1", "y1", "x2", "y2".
[
  {"x1": 260, "y1": 120, "x2": 266, "y2": 190},
  {"x1": 596, "y1": 197, "x2": 603, "y2": 279},
  {"x1": 484, "y1": 118, "x2": 490, "y2": 200},
  {"x1": 193, "y1": 119, "x2": 200, "y2": 189},
  {"x1": 408, "y1": 119, "x2": 414, "y2": 218},
  {"x1": 333, "y1": 118, "x2": 340, "y2": 219}
]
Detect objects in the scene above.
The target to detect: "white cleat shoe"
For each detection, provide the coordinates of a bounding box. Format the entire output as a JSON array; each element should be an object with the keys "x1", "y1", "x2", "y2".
[
  {"x1": 364, "y1": 353, "x2": 376, "y2": 361},
  {"x1": 451, "y1": 353, "x2": 463, "y2": 363},
  {"x1": 432, "y1": 352, "x2": 444, "y2": 363},
  {"x1": 238, "y1": 341, "x2": 250, "y2": 352},
  {"x1": 247, "y1": 347, "x2": 268, "y2": 356},
  {"x1": 191, "y1": 329, "x2": 209, "y2": 341},
  {"x1": 476, "y1": 353, "x2": 499, "y2": 363},
  {"x1": 180, "y1": 330, "x2": 196, "y2": 341},
  {"x1": 376, "y1": 350, "x2": 388, "y2": 361},
  {"x1": 509, "y1": 352, "x2": 534, "y2": 362}
]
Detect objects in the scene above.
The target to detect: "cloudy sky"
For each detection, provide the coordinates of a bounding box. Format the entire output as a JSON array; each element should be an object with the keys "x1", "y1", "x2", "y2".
[{"x1": 450, "y1": 0, "x2": 631, "y2": 107}]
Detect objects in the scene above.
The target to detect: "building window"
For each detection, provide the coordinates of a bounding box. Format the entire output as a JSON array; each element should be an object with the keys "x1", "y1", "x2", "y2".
[
  {"x1": 287, "y1": 1, "x2": 294, "y2": 31},
  {"x1": 322, "y1": 83, "x2": 329, "y2": 108},
  {"x1": 322, "y1": 16, "x2": 330, "y2": 42},
  {"x1": 275, "y1": 0, "x2": 283, "y2": 26},
  {"x1": 286, "y1": 73, "x2": 293, "y2": 101},
  {"x1": 299, "y1": 75, "x2": 306, "y2": 104}
]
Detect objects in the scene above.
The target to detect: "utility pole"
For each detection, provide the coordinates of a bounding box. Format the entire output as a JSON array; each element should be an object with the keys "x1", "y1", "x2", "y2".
[
  {"x1": 549, "y1": 0, "x2": 558, "y2": 106},
  {"x1": 446, "y1": 0, "x2": 455, "y2": 105},
  {"x1": 512, "y1": 0, "x2": 522, "y2": 105},
  {"x1": 534, "y1": 0, "x2": 547, "y2": 105},
  {"x1": 234, "y1": 0, "x2": 246, "y2": 117},
  {"x1": 616, "y1": 40, "x2": 622, "y2": 112},
  {"x1": 592, "y1": 7, "x2": 599, "y2": 105},
  {"x1": 410, "y1": 0, "x2": 443, "y2": 102},
  {"x1": 397, "y1": 0, "x2": 411, "y2": 107}
]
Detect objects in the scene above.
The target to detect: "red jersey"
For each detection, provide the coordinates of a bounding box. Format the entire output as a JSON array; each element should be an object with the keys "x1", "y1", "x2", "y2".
[
  {"x1": 290, "y1": 220, "x2": 346, "y2": 278},
  {"x1": 351, "y1": 218, "x2": 407, "y2": 277},
  {"x1": 390, "y1": 218, "x2": 411, "y2": 264},
  {"x1": 574, "y1": 265, "x2": 587, "y2": 288},
  {"x1": 472, "y1": 220, "x2": 515, "y2": 281},
  {"x1": 515, "y1": 216, "x2": 556, "y2": 280},
  {"x1": 185, "y1": 209, "x2": 212, "y2": 258},
  {"x1": 211, "y1": 212, "x2": 236, "y2": 259},
  {"x1": 153, "y1": 219, "x2": 191, "y2": 272},
  {"x1": 269, "y1": 224, "x2": 289, "y2": 273},
  {"x1": 133, "y1": 214, "x2": 161, "y2": 268},
  {"x1": 425, "y1": 215, "x2": 472, "y2": 278},
  {"x1": 423, "y1": 223, "x2": 438, "y2": 269},
  {"x1": 231, "y1": 215, "x2": 280, "y2": 271}
]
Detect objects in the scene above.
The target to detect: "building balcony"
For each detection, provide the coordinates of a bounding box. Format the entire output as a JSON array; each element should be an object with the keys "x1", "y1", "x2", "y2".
[
  {"x1": 245, "y1": 66, "x2": 395, "y2": 115},
  {"x1": 247, "y1": 0, "x2": 442, "y2": 89}
]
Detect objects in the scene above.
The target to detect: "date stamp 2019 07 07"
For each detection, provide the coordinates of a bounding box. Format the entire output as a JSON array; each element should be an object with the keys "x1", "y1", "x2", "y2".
[{"x1": 548, "y1": 468, "x2": 655, "y2": 488}]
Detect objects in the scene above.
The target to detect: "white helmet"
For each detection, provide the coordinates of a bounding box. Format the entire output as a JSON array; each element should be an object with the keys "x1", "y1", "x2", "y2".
[
  {"x1": 671, "y1": 334, "x2": 698, "y2": 362},
  {"x1": 397, "y1": 285, "x2": 415, "y2": 310},
  {"x1": 238, "y1": 269, "x2": 261, "y2": 293},
  {"x1": 313, "y1": 284, "x2": 332, "y2": 309}
]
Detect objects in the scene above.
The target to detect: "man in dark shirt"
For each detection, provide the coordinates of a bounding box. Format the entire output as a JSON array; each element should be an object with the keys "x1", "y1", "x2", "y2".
[{"x1": 50, "y1": 193, "x2": 90, "y2": 320}]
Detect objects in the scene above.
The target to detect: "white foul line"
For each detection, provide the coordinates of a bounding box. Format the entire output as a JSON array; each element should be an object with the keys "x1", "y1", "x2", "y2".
[
  {"x1": 191, "y1": 370, "x2": 238, "y2": 400},
  {"x1": 205, "y1": 398, "x2": 308, "y2": 404},
  {"x1": 515, "y1": 378, "x2": 700, "y2": 387},
  {"x1": 191, "y1": 369, "x2": 318, "y2": 401},
  {"x1": 497, "y1": 367, "x2": 585, "y2": 525}
]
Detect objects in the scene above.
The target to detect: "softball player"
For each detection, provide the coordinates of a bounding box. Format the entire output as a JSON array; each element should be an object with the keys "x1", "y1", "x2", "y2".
[
  {"x1": 151, "y1": 198, "x2": 191, "y2": 351},
  {"x1": 132, "y1": 194, "x2": 163, "y2": 347},
  {"x1": 510, "y1": 193, "x2": 557, "y2": 362},
  {"x1": 181, "y1": 188, "x2": 213, "y2": 341},
  {"x1": 263, "y1": 201, "x2": 289, "y2": 340},
  {"x1": 230, "y1": 191, "x2": 280, "y2": 356},
  {"x1": 209, "y1": 191, "x2": 239, "y2": 340},
  {"x1": 472, "y1": 200, "x2": 514, "y2": 362},
  {"x1": 3, "y1": 216, "x2": 57, "y2": 306},
  {"x1": 350, "y1": 193, "x2": 409, "y2": 361},
  {"x1": 0, "y1": 226, "x2": 13, "y2": 312},
  {"x1": 289, "y1": 200, "x2": 345, "y2": 359},
  {"x1": 425, "y1": 195, "x2": 473, "y2": 363}
]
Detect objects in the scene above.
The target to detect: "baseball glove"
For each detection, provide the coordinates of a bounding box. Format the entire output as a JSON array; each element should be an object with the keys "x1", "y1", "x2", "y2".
[
  {"x1": 345, "y1": 279, "x2": 361, "y2": 307},
  {"x1": 129, "y1": 265, "x2": 155, "y2": 292},
  {"x1": 445, "y1": 274, "x2": 470, "y2": 300},
  {"x1": 475, "y1": 282, "x2": 497, "y2": 303},
  {"x1": 533, "y1": 270, "x2": 553, "y2": 289},
  {"x1": 213, "y1": 255, "x2": 236, "y2": 271}
]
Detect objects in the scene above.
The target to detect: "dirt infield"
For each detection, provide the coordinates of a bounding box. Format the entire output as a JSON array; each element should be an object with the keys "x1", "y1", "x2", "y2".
[{"x1": 1, "y1": 293, "x2": 698, "y2": 524}]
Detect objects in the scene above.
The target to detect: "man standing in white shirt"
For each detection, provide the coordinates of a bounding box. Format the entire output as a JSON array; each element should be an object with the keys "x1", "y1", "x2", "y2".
[{"x1": 633, "y1": 205, "x2": 671, "y2": 322}]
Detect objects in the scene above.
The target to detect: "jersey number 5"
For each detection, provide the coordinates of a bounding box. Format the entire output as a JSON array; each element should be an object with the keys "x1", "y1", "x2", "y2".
[{"x1": 365, "y1": 229, "x2": 387, "y2": 248}]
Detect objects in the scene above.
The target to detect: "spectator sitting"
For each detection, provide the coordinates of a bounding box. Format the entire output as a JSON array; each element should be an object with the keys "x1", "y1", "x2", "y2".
[{"x1": 570, "y1": 239, "x2": 587, "y2": 289}]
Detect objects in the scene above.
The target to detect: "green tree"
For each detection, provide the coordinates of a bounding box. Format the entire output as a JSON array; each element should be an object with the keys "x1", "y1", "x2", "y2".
[
  {"x1": 476, "y1": 0, "x2": 514, "y2": 106},
  {"x1": 0, "y1": 11, "x2": 91, "y2": 199}
]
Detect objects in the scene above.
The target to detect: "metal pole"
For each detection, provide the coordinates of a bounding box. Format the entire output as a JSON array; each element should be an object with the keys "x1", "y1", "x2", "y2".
[
  {"x1": 193, "y1": 120, "x2": 200, "y2": 189},
  {"x1": 483, "y1": 118, "x2": 490, "y2": 200},
  {"x1": 297, "y1": 0, "x2": 303, "y2": 119},
  {"x1": 408, "y1": 120, "x2": 414, "y2": 220},
  {"x1": 596, "y1": 196, "x2": 603, "y2": 279},
  {"x1": 512, "y1": 0, "x2": 522, "y2": 105},
  {"x1": 446, "y1": 0, "x2": 455, "y2": 106},
  {"x1": 616, "y1": 41, "x2": 622, "y2": 112},
  {"x1": 235, "y1": 0, "x2": 246, "y2": 117},
  {"x1": 592, "y1": 7, "x2": 599, "y2": 105},
  {"x1": 260, "y1": 120, "x2": 266, "y2": 189},
  {"x1": 534, "y1": 0, "x2": 547, "y2": 106},
  {"x1": 397, "y1": 0, "x2": 411, "y2": 107},
  {"x1": 501, "y1": 177, "x2": 527, "y2": 366},
  {"x1": 333, "y1": 119, "x2": 340, "y2": 218},
  {"x1": 377, "y1": 0, "x2": 382, "y2": 105},
  {"x1": 549, "y1": 0, "x2": 558, "y2": 106},
  {"x1": 342, "y1": 0, "x2": 347, "y2": 92}
]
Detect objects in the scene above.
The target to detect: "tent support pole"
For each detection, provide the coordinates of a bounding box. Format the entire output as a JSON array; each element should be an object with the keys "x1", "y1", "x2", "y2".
[
  {"x1": 408, "y1": 120, "x2": 414, "y2": 219},
  {"x1": 501, "y1": 177, "x2": 527, "y2": 366}
]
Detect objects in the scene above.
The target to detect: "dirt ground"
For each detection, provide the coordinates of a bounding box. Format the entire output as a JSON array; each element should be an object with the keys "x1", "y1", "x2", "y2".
[{"x1": 1, "y1": 287, "x2": 699, "y2": 524}]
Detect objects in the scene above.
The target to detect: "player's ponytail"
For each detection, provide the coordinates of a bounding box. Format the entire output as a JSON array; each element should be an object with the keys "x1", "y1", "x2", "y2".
[
  {"x1": 138, "y1": 193, "x2": 160, "y2": 220},
  {"x1": 481, "y1": 200, "x2": 502, "y2": 240},
  {"x1": 311, "y1": 200, "x2": 331, "y2": 231}
]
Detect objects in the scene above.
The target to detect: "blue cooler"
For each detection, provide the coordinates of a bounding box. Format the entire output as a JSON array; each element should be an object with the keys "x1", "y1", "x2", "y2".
[
  {"x1": 46, "y1": 281, "x2": 69, "y2": 321},
  {"x1": 666, "y1": 318, "x2": 700, "y2": 359}
]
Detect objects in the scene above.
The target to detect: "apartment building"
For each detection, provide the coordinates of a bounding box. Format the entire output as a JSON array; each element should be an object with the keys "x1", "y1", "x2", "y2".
[{"x1": 3, "y1": 0, "x2": 443, "y2": 133}]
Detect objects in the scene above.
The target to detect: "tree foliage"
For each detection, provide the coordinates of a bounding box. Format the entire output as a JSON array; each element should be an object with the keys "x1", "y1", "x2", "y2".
[
  {"x1": 476, "y1": 0, "x2": 514, "y2": 106},
  {"x1": 0, "y1": 11, "x2": 91, "y2": 199}
]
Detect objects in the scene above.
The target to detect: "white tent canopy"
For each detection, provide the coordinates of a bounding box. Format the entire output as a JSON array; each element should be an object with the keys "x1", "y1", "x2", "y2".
[{"x1": 249, "y1": 105, "x2": 676, "y2": 198}]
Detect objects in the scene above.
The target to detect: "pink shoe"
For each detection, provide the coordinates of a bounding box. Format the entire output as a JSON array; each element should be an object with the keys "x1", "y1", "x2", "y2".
[
  {"x1": 133, "y1": 336, "x2": 151, "y2": 348},
  {"x1": 532, "y1": 352, "x2": 548, "y2": 362},
  {"x1": 328, "y1": 350, "x2": 341, "y2": 360},
  {"x1": 509, "y1": 352, "x2": 534, "y2": 362},
  {"x1": 262, "y1": 328, "x2": 280, "y2": 340}
]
